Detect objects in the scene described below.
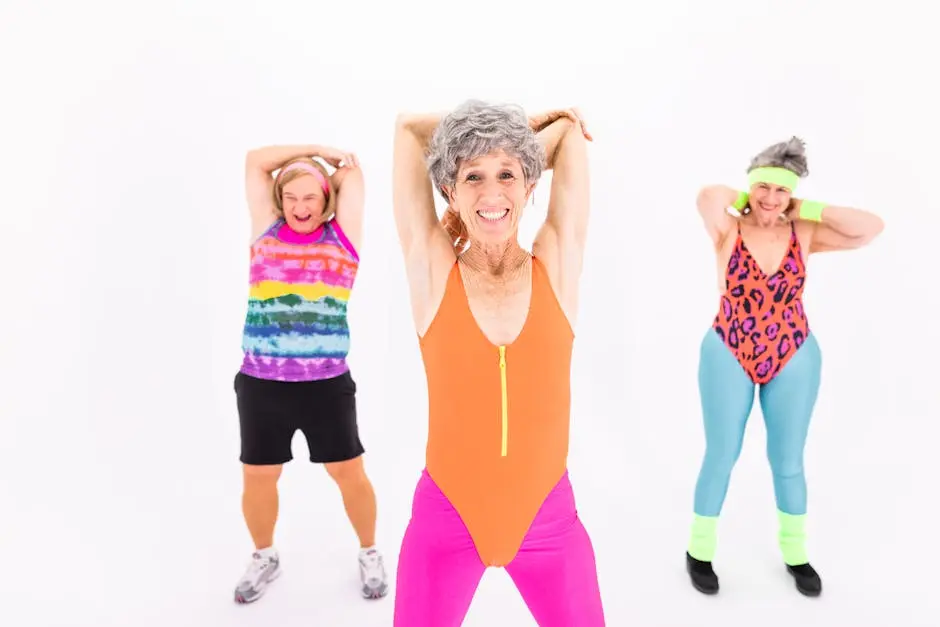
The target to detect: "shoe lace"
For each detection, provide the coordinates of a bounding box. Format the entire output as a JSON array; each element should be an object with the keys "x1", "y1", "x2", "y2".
[
  {"x1": 360, "y1": 551, "x2": 384, "y2": 577},
  {"x1": 245, "y1": 553, "x2": 273, "y2": 579}
]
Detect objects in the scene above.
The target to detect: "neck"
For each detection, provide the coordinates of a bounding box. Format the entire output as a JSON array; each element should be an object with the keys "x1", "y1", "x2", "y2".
[
  {"x1": 744, "y1": 213, "x2": 787, "y2": 229},
  {"x1": 460, "y1": 239, "x2": 529, "y2": 277}
]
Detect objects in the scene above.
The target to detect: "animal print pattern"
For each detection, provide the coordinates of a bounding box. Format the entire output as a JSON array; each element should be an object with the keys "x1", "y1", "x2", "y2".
[{"x1": 712, "y1": 222, "x2": 809, "y2": 384}]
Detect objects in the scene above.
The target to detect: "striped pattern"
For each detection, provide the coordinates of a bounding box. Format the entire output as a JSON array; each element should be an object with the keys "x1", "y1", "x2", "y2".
[{"x1": 240, "y1": 219, "x2": 359, "y2": 382}]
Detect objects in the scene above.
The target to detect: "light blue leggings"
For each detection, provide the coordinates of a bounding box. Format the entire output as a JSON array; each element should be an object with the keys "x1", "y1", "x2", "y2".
[{"x1": 693, "y1": 328, "x2": 822, "y2": 518}]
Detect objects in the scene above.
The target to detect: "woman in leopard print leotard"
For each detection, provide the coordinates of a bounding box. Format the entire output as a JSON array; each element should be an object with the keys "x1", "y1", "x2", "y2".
[{"x1": 684, "y1": 137, "x2": 885, "y2": 598}]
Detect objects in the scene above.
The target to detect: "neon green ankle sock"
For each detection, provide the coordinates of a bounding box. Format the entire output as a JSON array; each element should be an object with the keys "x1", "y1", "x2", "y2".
[
  {"x1": 688, "y1": 514, "x2": 719, "y2": 562},
  {"x1": 778, "y1": 510, "x2": 809, "y2": 565}
]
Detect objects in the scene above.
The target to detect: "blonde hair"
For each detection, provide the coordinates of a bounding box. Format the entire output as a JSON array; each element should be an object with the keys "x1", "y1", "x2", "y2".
[{"x1": 273, "y1": 157, "x2": 337, "y2": 222}]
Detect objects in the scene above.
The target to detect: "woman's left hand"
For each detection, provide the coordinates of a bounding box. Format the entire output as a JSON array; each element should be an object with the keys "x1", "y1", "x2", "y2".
[{"x1": 529, "y1": 108, "x2": 593, "y2": 141}]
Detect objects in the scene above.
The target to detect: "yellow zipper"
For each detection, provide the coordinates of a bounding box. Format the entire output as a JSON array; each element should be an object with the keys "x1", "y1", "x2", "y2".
[{"x1": 499, "y1": 345, "x2": 508, "y2": 457}]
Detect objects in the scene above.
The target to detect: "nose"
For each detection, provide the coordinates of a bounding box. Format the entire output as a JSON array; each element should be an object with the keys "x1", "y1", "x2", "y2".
[{"x1": 478, "y1": 182, "x2": 506, "y2": 203}]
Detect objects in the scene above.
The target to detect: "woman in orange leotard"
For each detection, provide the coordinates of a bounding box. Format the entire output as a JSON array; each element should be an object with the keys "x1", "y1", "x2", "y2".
[
  {"x1": 685, "y1": 137, "x2": 885, "y2": 598},
  {"x1": 390, "y1": 100, "x2": 604, "y2": 626}
]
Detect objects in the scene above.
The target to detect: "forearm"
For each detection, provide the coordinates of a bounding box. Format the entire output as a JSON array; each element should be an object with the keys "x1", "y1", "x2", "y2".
[
  {"x1": 807, "y1": 203, "x2": 884, "y2": 238},
  {"x1": 246, "y1": 145, "x2": 328, "y2": 173},
  {"x1": 537, "y1": 118, "x2": 576, "y2": 169},
  {"x1": 545, "y1": 124, "x2": 589, "y2": 237},
  {"x1": 822, "y1": 205, "x2": 884, "y2": 237},
  {"x1": 699, "y1": 185, "x2": 746, "y2": 211}
]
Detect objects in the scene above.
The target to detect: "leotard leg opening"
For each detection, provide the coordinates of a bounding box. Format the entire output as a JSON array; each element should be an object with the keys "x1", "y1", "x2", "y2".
[
  {"x1": 758, "y1": 332, "x2": 822, "y2": 564},
  {"x1": 689, "y1": 329, "x2": 756, "y2": 561},
  {"x1": 393, "y1": 470, "x2": 485, "y2": 627},
  {"x1": 505, "y1": 472, "x2": 606, "y2": 626}
]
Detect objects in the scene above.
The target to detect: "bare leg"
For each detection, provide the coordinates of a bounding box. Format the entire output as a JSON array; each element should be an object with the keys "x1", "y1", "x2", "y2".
[
  {"x1": 242, "y1": 463, "x2": 283, "y2": 549},
  {"x1": 325, "y1": 456, "x2": 377, "y2": 547}
]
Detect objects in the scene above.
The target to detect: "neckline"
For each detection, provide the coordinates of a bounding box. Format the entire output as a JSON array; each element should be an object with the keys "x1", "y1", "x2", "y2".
[
  {"x1": 454, "y1": 257, "x2": 536, "y2": 349},
  {"x1": 275, "y1": 220, "x2": 326, "y2": 244},
  {"x1": 737, "y1": 222, "x2": 796, "y2": 278}
]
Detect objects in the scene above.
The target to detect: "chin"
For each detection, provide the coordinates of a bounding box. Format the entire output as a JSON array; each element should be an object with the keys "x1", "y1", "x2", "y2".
[{"x1": 288, "y1": 217, "x2": 318, "y2": 231}]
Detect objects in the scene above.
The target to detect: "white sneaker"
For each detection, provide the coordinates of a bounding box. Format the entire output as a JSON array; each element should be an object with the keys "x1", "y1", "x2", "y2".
[
  {"x1": 234, "y1": 549, "x2": 282, "y2": 604},
  {"x1": 358, "y1": 547, "x2": 388, "y2": 599}
]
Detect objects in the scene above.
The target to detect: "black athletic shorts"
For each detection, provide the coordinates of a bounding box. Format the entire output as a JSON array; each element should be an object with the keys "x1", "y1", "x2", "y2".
[{"x1": 234, "y1": 369, "x2": 365, "y2": 465}]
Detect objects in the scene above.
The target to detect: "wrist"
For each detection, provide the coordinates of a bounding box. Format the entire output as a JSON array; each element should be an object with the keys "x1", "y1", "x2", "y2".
[
  {"x1": 731, "y1": 190, "x2": 749, "y2": 211},
  {"x1": 798, "y1": 199, "x2": 826, "y2": 222}
]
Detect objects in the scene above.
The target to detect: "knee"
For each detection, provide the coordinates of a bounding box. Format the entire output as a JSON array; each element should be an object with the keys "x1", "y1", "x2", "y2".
[
  {"x1": 326, "y1": 456, "x2": 368, "y2": 487},
  {"x1": 702, "y1": 443, "x2": 743, "y2": 476},
  {"x1": 767, "y1": 451, "x2": 804, "y2": 479},
  {"x1": 243, "y1": 464, "x2": 282, "y2": 490}
]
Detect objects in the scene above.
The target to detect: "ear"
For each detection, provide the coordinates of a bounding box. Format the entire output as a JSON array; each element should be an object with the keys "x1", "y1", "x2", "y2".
[
  {"x1": 525, "y1": 182, "x2": 536, "y2": 203},
  {"x1": 441, "y1": 185, "x2": 455, "y2": 205}
]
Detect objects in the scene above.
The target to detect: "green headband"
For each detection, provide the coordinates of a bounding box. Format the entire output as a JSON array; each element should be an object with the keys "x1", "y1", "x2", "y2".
[{"x1": 747, "y1": 166, "x2": 799, "y2": 191}]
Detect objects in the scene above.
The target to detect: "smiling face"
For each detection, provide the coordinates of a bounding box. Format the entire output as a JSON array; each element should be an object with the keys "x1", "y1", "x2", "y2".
[
  {"x1": 446, "y1": 150, "x2": 534, "y2": 246},
  {"x1": 278, "y1": 171, "x2": 329, "y2": 234},
  {"x1": 748, "y1": 181, "x2": 793, "y2": 226}
]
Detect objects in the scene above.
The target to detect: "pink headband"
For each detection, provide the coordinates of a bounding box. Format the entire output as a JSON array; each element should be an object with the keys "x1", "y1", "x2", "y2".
[{"x1": 278, "y1": 161, "x2": 330, "y2": 196}]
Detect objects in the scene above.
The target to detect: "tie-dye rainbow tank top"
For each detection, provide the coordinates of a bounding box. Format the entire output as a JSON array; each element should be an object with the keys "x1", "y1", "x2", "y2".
[{"x1": 240, "y1": 218, "x2": 359, "y2": 382}]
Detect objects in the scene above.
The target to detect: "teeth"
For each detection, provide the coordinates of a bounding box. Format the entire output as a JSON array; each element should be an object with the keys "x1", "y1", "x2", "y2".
[{"x1": 478, "y1": 210, "x2": 508, "y2": 221}]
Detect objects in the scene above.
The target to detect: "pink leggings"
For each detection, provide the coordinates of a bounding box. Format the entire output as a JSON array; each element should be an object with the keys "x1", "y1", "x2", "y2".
[{"x1": 393, "y1": 469, "x2": 605, "y2": 626}]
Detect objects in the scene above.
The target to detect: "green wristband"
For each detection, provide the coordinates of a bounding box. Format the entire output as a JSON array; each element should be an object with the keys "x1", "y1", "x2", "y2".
[
  {"x1": 732, "y1": 191, "x2": 749, "y2": 211},
  {"x1": 799, "y1": 199, "x2": 826, "y2": 222}
]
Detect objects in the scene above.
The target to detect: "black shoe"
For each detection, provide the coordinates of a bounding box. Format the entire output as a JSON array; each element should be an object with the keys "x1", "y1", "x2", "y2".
[
  {"x1": 786, "y1": 563, "x2": 822, "y2": 597},
  {"x1": 686, "y1": 552, "x2": 719, "y2": 595}
]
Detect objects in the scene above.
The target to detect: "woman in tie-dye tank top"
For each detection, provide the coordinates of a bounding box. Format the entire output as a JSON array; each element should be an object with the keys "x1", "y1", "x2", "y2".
[
  {"x1": 685, "y1": 137, "x2": 884, "y2": 598},
  {"x1": 232, "y1": 145, "x2": 388, "y2": 605}
]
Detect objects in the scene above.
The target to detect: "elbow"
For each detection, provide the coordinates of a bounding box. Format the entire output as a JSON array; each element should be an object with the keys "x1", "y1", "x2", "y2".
[
  {"x1": 871, "y1": 214, "x2": 885, "y2": 238},
  {"x1": 696, "y1": 185, "x2": 724, "y2": 211},
  {"x1": 860, "y1": 214, "x2": 885, "y2": 246},
  {"x1": 395, "y1": 113, "x2": 415, "y2": 132},
  {"x1": 245, "y1": 147, "x2": 274, "y2": 173}
]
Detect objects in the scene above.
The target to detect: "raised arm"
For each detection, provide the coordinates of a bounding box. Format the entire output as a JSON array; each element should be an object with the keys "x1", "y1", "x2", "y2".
[
  {"x1": 392, "y1": 113, "x2": 458, "y2": 332},
  {"x1": 330, "y1": 157, "x2": 365, "y2": 253},
  {"x1": 799, "y1": 200, "x2": 884, "y2": 253},
  {"x1": 531, "y1": 113, "x2": 591, "y2": 326},
  {"x1": 696, "y1": 184, "x2": 741, "y2": 247},
  {"x1": 245, "y1": 144, "x2": 351, "y2": 240}
]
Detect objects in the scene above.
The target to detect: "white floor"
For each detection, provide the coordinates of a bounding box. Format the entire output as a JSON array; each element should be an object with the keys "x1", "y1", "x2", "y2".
[{"x1": 4, "y1": 362, "x2": 937, "y2": 627}]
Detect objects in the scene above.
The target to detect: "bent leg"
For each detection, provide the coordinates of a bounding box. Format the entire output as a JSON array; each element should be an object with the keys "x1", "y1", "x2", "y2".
[
  {"x1": 505, "y1": 472, "x2": 605, "y2": 627},
  {"x1": 759, "y1": 332, "x2": 822, "y2": 565},
  {"x1": 242, "y1": 464, "x2": 283, "y2": 550},
  {"x1": 689, "y1": 329, "x2": 756, "y2": 561},
  {"x1": 393, "y1": 470, "x2": 486, "y2": 627},
  {"x1": 325, "y1": 456, "x2": 377, "y2": 548}
]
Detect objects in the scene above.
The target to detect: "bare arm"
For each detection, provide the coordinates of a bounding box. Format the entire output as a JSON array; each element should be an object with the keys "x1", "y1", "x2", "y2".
[
  {"x1": 244, "y1": 144, "x2": 329, "y2": 237},
  {"x1": 331, "y1": 163, "x2": 365, "y2": 253},
  {"x1": 696, "y1": 184, "x2": 740, "y2": 247},
  {"x1": 802, "y1": 201, "x2": 885, "y2": 253},
  {"x1": 532, "y1": 117, "x2": 590, "y2": 326},
  {"x1": 392, "y1": 113, "x2": 458, "y2": 333}
]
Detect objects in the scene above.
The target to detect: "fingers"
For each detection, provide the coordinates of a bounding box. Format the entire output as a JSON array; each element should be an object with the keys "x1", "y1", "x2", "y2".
[
  {"x1": 566, "y1": 107, "x2": 593, "y2": 141},
  {"x1": 336, "y1": 152, "x2": 359, "y2": 168}
]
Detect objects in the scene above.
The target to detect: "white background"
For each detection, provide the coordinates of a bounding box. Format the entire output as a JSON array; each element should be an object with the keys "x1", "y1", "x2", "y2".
[{"x1": 2, "y1": 0, "x2": 938, "y2": 625}]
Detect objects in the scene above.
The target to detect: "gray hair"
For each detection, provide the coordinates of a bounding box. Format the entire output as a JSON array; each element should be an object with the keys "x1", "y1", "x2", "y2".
[
  {"x1": 747, "y1": 136, "x2": 810, "y2": 178},
  {"x1": 427, "y1": 99, "x2": 545, "y2": 199}
]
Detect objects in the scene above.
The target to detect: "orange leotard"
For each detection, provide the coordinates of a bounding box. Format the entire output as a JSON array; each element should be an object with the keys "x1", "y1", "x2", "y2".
[{"x1": 419, "y1": 257, "x2": 573, "y2": 567}]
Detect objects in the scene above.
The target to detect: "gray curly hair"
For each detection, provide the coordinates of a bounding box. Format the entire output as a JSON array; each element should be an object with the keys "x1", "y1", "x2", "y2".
[
  {"x1": 747, "y1": 136, "x2": 810, "y2": 177},
  {"x1": 426, "y1": 99, "x2": 545, "y2": 199}
]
